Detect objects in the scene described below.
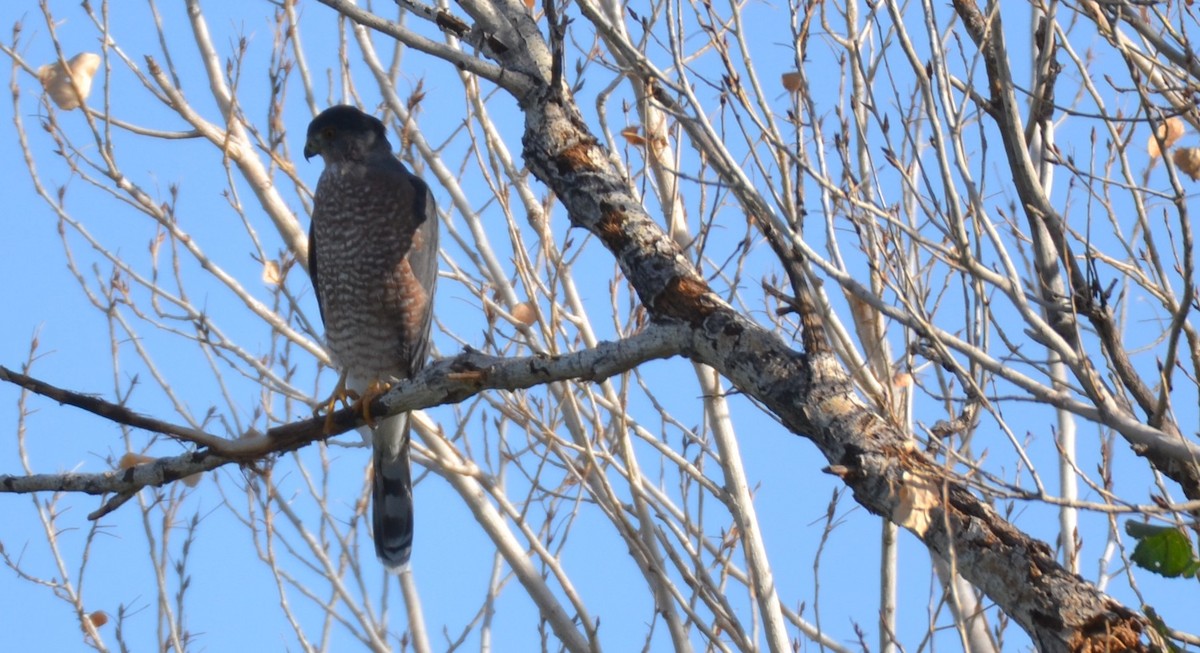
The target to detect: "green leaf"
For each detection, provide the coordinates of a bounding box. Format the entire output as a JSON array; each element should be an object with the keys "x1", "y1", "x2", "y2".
[
  {"x1": 1125, "y1": 521, "x2": 1171, "y2": 539},
  {"x1": 1128, "y1": 524, "x2": 1199, "y2": 578}
]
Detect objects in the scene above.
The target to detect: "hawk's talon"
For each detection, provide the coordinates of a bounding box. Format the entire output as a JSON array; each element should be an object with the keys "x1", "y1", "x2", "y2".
[
  {"x1": 313, "y1": 374, "x2": 393, "y2": 433},
  {"x1": 314, "y1": 373, "x2": 361, "y2": 434},
  {"x1": 358, "y1": 380, "x2": 393, "y2": 428}
]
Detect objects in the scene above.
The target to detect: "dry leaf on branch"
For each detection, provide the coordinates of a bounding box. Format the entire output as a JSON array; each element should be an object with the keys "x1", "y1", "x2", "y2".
[
  {"x1": 512, "y1": 301, "x2": 538, "y2": 326},
  {"x1": 37, "y1": 53, "x2": 101, "y2": 110},
  {"x1": 118, "y1": 451, "x2": 202, "y2": 487},
  {"x1": 262, "y1": 260, "x2": 282, "y2": 285},
  {"x1": 781, "y1": 72, "x2": 803, "y2": 92},
  {"x1": 620, "y1": 126, "x2": 649, "y2": 147},
  {"x1": 1148, "y1": 117, "x2": 1185, "y2": 159},
  {"x1": 892, "y1": 469, "x2": 939, "y2": 536},
  {"x1": 117, "y1": 452, "x2": 155, "y2": 469},
  {"x1": 1172, "y1": 147, "x2": 1200, "y2": 180},
  {"x1": 82, "y1": 611, "x2": 109, "y2": 631}
]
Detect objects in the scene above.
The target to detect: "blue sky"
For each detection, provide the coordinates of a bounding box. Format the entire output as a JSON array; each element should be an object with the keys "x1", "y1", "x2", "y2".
[{"x1": 1, "y1": 2, "x2": 1196, "y2": 651}]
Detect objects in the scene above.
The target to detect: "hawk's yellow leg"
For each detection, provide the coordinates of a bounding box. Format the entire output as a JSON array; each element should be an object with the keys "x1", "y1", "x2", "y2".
[
  {"x1": 357, "y1": 379, "x2": 393, "y2": 427},
  {"x1": 314, "y1": 373, "x2": 393, "y2": 433},
  {"x1": 315, "y1": 371, "x2": 359, "y2": 434}
]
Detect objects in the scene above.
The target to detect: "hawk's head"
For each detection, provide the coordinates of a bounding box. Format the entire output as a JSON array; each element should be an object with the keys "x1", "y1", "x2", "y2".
[{"x1": 304, "y1": 105, "x2": 391, "y2": 162}]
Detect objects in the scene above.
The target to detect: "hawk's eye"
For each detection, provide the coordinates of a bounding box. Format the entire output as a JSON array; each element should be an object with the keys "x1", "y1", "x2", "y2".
[{"x1": 322, "y1": 126, "x2": 336, "y2": 140}]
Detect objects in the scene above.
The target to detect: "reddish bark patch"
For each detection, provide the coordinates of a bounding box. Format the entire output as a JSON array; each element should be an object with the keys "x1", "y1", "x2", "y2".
[
  {"x1": 1069, "y1": 608, "x2": 1145, "y2": 653},
  {"x1": 595, "y1": 201, "x2": 629, "y2": 249},
  {"x1": 652, "y1": 275, "x2": 716, "y2": 324},
  {"x1": 554, "y1": 142, "x2": 595, "y2": 174}
]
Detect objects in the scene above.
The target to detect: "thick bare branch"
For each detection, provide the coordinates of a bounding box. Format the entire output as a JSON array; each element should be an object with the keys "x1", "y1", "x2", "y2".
[
  {"x1": 0, "y1": 324, "x2": 685, "y2": 496},
  {"x1": 448, "y1": 4, "x2": 1152, "y2": 648}
]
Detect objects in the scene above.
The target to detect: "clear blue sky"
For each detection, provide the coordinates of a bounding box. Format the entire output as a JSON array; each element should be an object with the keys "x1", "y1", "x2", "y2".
[{"x1": 0, "y1": 3, "x2": 1194, "y2": 652}]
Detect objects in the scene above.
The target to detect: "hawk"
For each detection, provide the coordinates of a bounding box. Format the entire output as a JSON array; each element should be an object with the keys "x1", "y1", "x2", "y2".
[{"x1": 304, "y1": 105, "x2": 438, "y2": 570}]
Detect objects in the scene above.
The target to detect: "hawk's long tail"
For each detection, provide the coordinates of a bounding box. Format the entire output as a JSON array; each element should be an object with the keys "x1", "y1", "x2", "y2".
[{"x1": 371, "y1": 412, "x2": 414, "y2": 571}]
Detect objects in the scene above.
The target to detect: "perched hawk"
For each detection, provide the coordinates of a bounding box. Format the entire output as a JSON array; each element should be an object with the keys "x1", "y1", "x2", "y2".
[{"x1": 304, "y1": 105, "x2": 438, "y2": 570}]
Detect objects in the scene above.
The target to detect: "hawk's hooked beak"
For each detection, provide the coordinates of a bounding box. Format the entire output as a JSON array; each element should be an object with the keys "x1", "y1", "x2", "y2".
[{"x1": 303, "y1": 137, "x2": 320, "y2": 161}]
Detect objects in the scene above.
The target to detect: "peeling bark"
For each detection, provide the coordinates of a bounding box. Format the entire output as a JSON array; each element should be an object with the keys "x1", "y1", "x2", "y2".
[{"x1": 510, "y1": 36, "x2": 1149, "y2": 653}]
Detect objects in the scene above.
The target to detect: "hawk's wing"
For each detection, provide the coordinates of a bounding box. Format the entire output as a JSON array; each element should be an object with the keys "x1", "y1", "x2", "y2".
[
  {"x1": 308, "y1": 218, "x2": 324, "y2": 324},
  {"x1": 401, "y1": 170, "x2": 439, "y2": 373}
]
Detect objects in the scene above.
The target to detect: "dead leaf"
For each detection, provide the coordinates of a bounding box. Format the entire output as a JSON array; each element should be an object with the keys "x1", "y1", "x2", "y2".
[
  {"x1": 1148, "y1": 117, "x2": 1185, "y2": 158},
  {"x1": 38, "y1": 52, "x2": 101, "y2": 110},
  {"x1": 118, "y1": 452, "x2": 199, "y2": 486},
  {"x1": 82, "y1": 611, "x2": 109, "y2": 631},
  {"x1": 893, "y1": 469, "x2": 939, "y2": 536},
  {"x1": 512, "y1": 300, "x2": 538, "y2": 326},
  {"x1": 1173, "y1": 147, "x2": 1200, "y2": 180},
  {"x1": 620, "y1": 126, "x2": 648, "y2": 147},
  {"x1": 117, "y1": 452, "x2": 154, "y2": 470},
  {"x1": 262, "y1": 260, "x2": 281, "y2": 285},
  {"x1": 781, "y1": 71, "x2": 803, "y2": 93}
]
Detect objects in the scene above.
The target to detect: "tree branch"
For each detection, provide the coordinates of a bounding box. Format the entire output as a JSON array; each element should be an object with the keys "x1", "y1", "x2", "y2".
[
  {"x1": 467, "y1": 4, "x2": 1152, "y2": 649},
  {"x1": 952, "y1": 0, "x2": 1200, "y2": 503},
  {"x1": 0, "y1": 323, "x2": 686, "y2": 503}
]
